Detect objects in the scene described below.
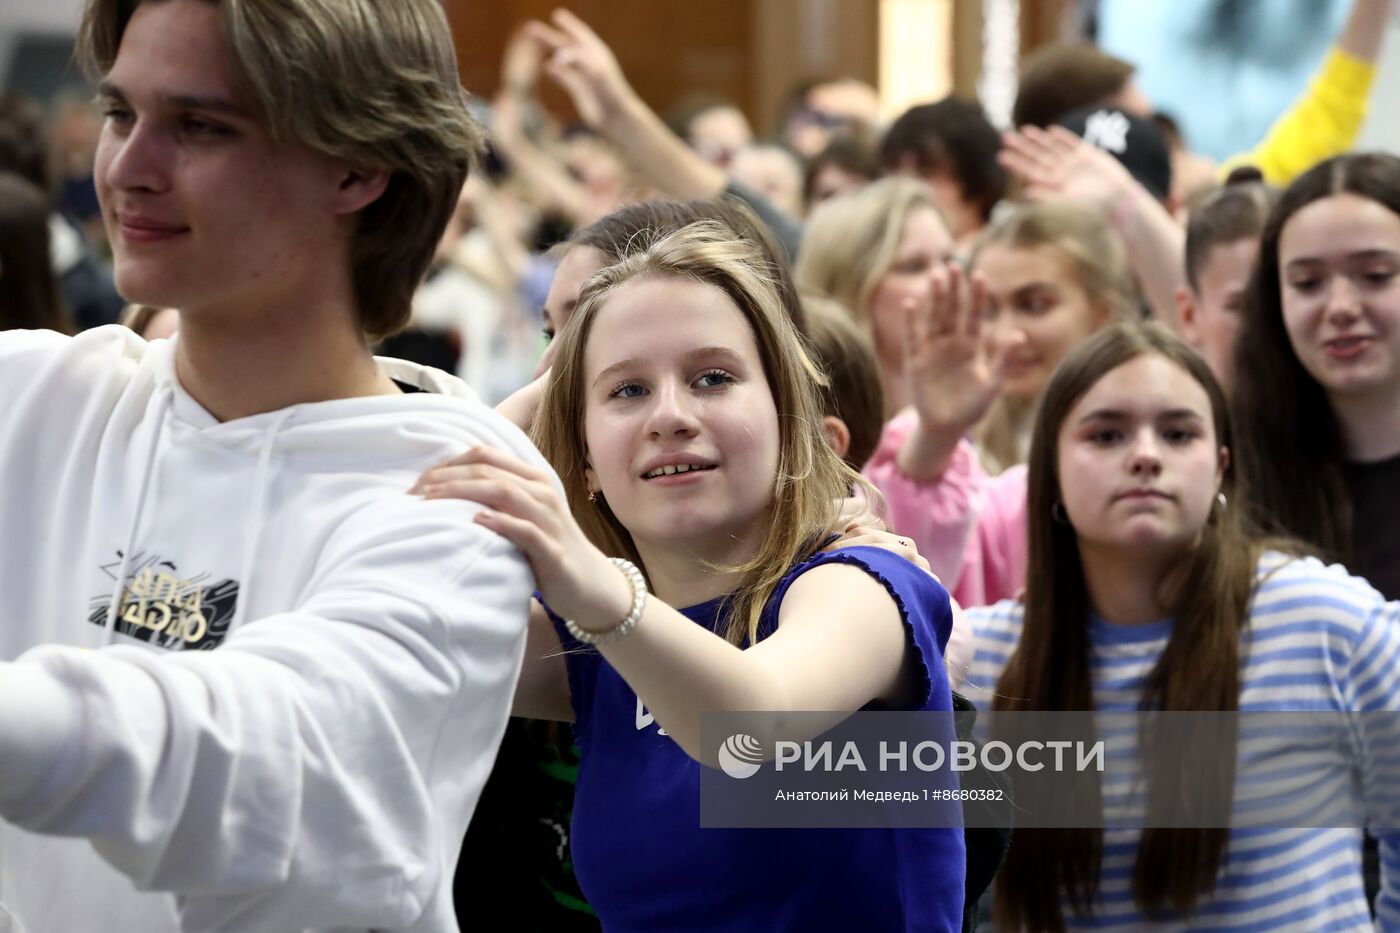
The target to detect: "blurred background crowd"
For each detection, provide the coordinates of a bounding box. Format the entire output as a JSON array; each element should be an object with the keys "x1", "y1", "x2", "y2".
[{"x1": 1, "y1": 0, "x2": 1396, "y2": 404}]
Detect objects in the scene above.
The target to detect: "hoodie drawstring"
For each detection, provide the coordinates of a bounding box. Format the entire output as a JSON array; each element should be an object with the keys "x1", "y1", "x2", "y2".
[
  {"x1": 102, "y1": 395, "x2": 294, "y2": 644},
  {"x1": 104, "y1": 387, "x2": 173, "y2": 645},
  {"x1": 230, "y1": 409, "x2": 295, "y2": 635}
]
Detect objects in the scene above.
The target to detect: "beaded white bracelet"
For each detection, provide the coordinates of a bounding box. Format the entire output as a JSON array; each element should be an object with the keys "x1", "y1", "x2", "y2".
[{"x1": 564, "y1": 557, "x2": 647, "y2": 646}]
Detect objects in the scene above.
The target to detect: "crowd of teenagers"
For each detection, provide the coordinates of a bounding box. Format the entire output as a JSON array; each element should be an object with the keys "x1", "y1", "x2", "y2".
[{"x1": 2, "y1": 0, "x2": 1400, "y2": 931}]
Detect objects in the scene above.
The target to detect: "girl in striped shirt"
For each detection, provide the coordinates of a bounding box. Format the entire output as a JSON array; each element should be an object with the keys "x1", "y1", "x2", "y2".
[{"x1": 961, "y1": 322, "x2": 1400, "y2": 931}]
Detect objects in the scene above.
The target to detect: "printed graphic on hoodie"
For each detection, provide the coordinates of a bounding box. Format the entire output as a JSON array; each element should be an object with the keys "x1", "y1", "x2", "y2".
[{"x1": 87, "y1": 551, "x2": 238, "y2": 651}]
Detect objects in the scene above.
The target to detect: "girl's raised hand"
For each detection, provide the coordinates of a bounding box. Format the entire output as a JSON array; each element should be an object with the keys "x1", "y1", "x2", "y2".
[
  {"x1": 411, "y1": 446, "x2": 629, "y2": 625},
  {"x1": 904, "y1": 262, "x2": 1015, "y2": 436},
  {"x1": 523, "y1": 9, "x2": 635, "y2": 128},
  {"x1": 999, "y1": 125, "x2": 1135, "y2": 212},
  {"x1": 500, "y1": 25, "x2": 545, "y2": 98}
]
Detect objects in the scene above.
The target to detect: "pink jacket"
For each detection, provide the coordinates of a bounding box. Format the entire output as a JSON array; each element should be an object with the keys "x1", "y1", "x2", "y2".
[{"x1": 864, "y1": 411, "x2": 1029, "y2": 611}]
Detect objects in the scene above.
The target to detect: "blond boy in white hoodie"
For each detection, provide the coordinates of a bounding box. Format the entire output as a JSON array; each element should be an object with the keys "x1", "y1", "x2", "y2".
[{"x1": 0, "y1": 1, "x2": 540, "y2": 930}]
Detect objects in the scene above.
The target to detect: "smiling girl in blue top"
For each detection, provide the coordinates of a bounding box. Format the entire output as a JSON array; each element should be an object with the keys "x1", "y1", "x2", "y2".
[{"x1": 416, "y1": 221, "x2": 965, "y2": 931}]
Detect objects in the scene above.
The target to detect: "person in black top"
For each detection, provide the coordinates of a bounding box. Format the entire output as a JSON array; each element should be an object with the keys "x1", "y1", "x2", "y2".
[{"x1": 1233, "y1": 152, "x2": 1400, "y2": 601}]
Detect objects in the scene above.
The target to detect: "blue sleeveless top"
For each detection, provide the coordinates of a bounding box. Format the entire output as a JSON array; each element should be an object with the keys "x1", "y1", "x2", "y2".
[{"x1": 549, "y1": 545, "x2": 966, "y2": 932}]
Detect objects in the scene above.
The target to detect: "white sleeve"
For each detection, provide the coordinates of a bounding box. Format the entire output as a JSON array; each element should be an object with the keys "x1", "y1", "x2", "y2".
[
  {"x1": 0, "y1": 509, "x2": 532, "y2": 931},
  {"x1": 0, "y1": 326, "x2": 145, "y2": 441},
  {"x1": 0, "y1": 328, "x2": 75, "y2": 385}
]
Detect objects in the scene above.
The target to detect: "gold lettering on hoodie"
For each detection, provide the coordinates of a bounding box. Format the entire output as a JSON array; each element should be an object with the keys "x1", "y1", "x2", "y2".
[{"x1": 118, "y1": 567, "x2": 213, "y2": 645}]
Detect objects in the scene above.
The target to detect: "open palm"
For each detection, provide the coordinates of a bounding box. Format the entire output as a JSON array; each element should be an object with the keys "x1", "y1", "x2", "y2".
[
  {"x1": 999, "y1": 125, "x2": 1134, "y2": 212},
  {"x1": 904, "y1": 263, "x2": 1015, "y2": 435},
  {"x1": 524, "y1": 9, "x2": 633, "y2": 128}
]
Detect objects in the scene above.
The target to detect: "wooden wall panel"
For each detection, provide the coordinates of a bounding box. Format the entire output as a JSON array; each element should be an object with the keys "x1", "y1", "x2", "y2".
[
  {"x1": 447, "y1": 0, "x2": 751, "y2": 125},
  {"x1": 1018, "y1": 0, "x2": 1072, "y2": 59},
  {"x1": 950, "y1": 0, "x2": 983, "y2": 100},
  {"x1": 752, "y1": 0, "x2": 879, "y2": 135},
  {"x1": 443, "y1": 0, "x2": 878, "y2": 137}
]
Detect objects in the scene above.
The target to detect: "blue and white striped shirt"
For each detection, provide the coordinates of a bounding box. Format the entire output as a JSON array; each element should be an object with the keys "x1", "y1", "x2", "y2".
[{"x1": 964, "y1": 553, "x2": 1400, "y2": 931}]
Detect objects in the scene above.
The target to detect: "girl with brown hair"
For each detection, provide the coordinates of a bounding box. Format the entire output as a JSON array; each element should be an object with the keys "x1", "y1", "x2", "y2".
[
  {"x1": 0, "y1": 172, "x2": 71, "y2": 334},
  {"x1": 962, "y1": 322, "x2": 1400, "y2": 930},
  {"x1": 1232, "y1": 152, "x2": 1400, "y2": 601}
]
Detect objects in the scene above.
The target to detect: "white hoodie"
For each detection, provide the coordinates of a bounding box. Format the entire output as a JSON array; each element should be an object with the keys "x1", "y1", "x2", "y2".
[{"x1": 0, "y1": 326, "x2": 541, "y2": 932}]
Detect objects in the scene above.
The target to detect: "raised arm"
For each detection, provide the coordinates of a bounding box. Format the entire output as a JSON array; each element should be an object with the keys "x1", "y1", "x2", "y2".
[
  {"x1": 489, "y1": 28, "x2": 594, "y2": 226},
  {"x1": 1223, "y1": 0, "x2": 1394, "y2": 185},
  {"x1": 897, "y1": 263, "x2": 1016, "y2": 482},
  {"x1": 861, "y1": 263, "x2": 1011, "y2": 587},
  {"x1": 1338, "y1": 0, "x2": 1394, "y2": 63},
  {"x1": 415, "y1": 445, "x2": 947, "y2": 764},
  {"x1": 524, "y1": 10, "x2": 725, "y2": 201},
  {"x1": 525, "y1": 9, "x2": 804, "y2": 252},
  {"x1": 1000, "y1": 125, "x2": 1186, "y2": 326}
]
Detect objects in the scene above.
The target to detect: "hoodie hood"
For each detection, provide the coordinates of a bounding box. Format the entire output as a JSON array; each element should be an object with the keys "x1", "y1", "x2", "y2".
[
  {"x1": 102, "y1": 335, "x2": 544, "y2": 646},
  {"x1": 147, "y1": 337, "x2": 531, "y2": 470}
]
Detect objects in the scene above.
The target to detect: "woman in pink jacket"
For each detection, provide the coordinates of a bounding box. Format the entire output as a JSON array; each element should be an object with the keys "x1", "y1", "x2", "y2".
[
  {"x1": 862, "y1": 201, "x2": 1135, "y2": 613},
  {"x1": 867, "y1": 182, "x2": 1281, "y2": 635}
]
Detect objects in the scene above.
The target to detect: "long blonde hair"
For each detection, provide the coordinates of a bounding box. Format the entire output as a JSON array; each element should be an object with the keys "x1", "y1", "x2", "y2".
[
  {"x1": 795, "y1": 176, "x2": 944, "y2": 334},
  {"x1": 534, "y1": 222, "x2": 871, "y2": 645},
  {"x1": 970, "y1": 200, "x2": 1137, "y2": 474}
]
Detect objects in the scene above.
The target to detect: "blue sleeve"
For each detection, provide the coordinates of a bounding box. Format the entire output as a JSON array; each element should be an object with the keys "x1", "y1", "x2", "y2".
[{"x1": 771, "y1": 546, "x2": 954, "y2": 713}]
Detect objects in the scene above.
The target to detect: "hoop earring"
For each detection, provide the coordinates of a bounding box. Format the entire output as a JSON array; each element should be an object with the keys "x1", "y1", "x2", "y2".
[{"x1": 1052, "y1": 501, "x2": 1069, "y2": 524}]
